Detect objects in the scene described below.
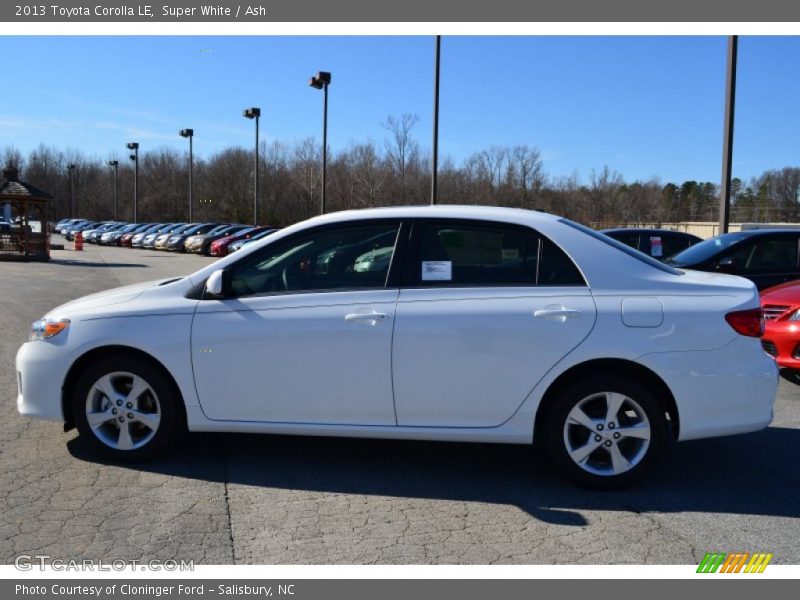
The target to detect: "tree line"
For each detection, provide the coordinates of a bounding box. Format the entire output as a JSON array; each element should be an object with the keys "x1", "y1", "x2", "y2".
[{"x1": 3, "y1": 114, "x2": 799, "y2": 227}]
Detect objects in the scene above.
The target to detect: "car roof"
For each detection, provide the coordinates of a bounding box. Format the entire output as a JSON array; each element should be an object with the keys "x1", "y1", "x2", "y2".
[
  {"x1": 730, "y1": 228, "x2": 800, "y2": 236},
  {"x1": 601, "y1": 227, "x2": 699, "y2": 236},
  {"x1": 300, "y1": 205, "x2": 558, "y2": 228}
]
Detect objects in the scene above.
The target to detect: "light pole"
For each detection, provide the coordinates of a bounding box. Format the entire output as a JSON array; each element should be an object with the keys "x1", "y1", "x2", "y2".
[
  {"x1": 179, "y1": 129, "x2": 194, "y2": 222},
  {"x1": 309, "y1": 71, "x2": 332, "y2": 214},
  {"x1": 108, "y1": 160, "x2": 118, "y2": 220},
  {"x1": 243, "y1": 108, "x2": 261, "y2": 225},
  {"x1": 127, "y1": 142, "x2": 139, "y2": 222},
  {"x1": 719, "y1": 35, "x2": 738, "y2": 234},
  {"x1": 67, "y1": 164, "x2": 75, "y2": 218},
  {"x1": 431, "y1": 35, "x2": 441, "y2": 206}
]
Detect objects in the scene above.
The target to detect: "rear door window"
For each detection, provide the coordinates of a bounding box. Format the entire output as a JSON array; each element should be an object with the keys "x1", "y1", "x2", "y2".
[
  {"x1": 612, "y1": 232, "x2": 641, "y2": 251},
  {"x1": 660, "y1": 234, "x2": 693, "y2": 258},
  {"x1": 412, "y1": 221, "x2": 585, "y2": 287}
]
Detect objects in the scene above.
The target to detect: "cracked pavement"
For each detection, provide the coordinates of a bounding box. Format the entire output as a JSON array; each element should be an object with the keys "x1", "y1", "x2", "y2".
[{"x1": 1, "y1": 241, "x2": 799, "y2": 565}]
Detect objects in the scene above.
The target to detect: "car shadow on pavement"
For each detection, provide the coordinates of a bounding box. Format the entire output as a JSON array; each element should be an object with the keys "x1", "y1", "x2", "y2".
[{"x1": 67, "y1": 425, "x2": 800, "y2": 526}]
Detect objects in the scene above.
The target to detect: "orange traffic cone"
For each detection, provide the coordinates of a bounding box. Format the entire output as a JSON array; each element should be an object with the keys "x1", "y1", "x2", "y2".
[{"x1": 74, "y1": 231, "x2": 83, "y2": 251}]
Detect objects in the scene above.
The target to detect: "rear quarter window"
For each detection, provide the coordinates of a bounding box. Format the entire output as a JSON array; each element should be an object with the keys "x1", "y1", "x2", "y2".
[{"x1": 562, "y1": 219, "x2": 683, "y2": 275}]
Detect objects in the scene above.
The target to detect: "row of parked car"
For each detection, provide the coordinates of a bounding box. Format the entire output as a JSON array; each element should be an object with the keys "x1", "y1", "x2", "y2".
[{"x1": 54, "y1": 218, "x2": 278, "y2": 257}]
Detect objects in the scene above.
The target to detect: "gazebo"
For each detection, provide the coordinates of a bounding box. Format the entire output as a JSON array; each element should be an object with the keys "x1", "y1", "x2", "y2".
[{"x1": 0, "y1": 164, "x2": 51, "y2": 261}]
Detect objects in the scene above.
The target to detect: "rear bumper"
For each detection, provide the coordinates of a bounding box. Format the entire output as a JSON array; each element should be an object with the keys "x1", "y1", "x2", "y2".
[{"x1": 638, "y1": 335, "x2": 777, "y2": 441}]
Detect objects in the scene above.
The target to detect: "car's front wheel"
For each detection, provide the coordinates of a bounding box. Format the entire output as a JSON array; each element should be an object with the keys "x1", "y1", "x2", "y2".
[
  {"x1": 779, "y1": 368, "x2": 800, "y2": 386},
  {"x1": 544, "y1": 376, "x2": 667, "y2": 489},
  {"x1": 73, "y1": 355, "x2": 178, "y2": 460}
]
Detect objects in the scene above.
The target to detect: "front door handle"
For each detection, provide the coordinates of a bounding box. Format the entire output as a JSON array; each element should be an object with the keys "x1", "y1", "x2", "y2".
[
  {"x1": 345, "y1": 311, "x2": 388, "y2": 324},
  {"x1": 534, "y1": 307, "x2": 580, "y2": 321}
]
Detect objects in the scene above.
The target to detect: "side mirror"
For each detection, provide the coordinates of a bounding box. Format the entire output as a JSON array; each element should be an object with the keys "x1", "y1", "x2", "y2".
[
  {"x1": 717, "y1": 256, "x2": 737, "y2": 272},
  {"x1": 205, "y1": 269, "x2": 228, "y2": 298}
]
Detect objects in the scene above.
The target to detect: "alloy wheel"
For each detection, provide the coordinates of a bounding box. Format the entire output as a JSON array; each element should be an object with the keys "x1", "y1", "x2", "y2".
[
  {"x1": 562, "y1": 391, "x2": 651, "y2": 477},
  {"x1": 84, "y1": 371, "x2": 161, "y2": 451}
]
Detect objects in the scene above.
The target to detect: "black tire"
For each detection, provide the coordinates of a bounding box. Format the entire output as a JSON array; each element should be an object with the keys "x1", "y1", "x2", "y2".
[
  {"x1": 72, "y1": 355, "x2": 179, "y2": 461},
  {"x1": 779, "y1": 368, "x2": 800, "y2": 386},
  {"x1": 544, "y1": 376, "x2": 667, "y2": 489}
]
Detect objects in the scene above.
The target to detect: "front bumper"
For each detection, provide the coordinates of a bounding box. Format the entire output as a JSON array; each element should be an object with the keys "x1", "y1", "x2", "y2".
[
  {"x1": 16, "y1": 340, "x2": 70, "y2": 422},
  {"x1": 762, "y1": 321, "x2": 800, "y2": 370}
]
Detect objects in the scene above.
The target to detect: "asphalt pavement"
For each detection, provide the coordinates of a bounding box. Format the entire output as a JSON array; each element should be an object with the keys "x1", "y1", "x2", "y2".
[{"x1": 1, "y1": 240, "x2": 798, "y2": 564}]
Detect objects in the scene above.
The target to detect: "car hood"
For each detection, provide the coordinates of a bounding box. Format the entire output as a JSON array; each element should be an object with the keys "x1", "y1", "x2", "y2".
[
  {"x1": 761, "y1": 281, "x2": 800, "y2": 304},
  {"x1": 45, "y1": 278, "x2": 177, "y2": 318}
]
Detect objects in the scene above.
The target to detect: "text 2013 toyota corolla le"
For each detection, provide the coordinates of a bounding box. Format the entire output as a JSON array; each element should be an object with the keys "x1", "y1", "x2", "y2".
[{"x1": 16, "y1": 206, "x2": 777, "y2": 487}]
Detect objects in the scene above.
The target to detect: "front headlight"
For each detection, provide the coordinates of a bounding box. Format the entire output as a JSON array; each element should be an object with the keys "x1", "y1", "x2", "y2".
[
  {"x1": 788, "y1": 309, "x2": 800, "y2": 321},
  {"x1": 30, "y1": 318, "x2": 70, "y2": 341}
]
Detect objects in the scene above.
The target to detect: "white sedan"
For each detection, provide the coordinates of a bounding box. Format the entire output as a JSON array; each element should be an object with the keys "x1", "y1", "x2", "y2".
[{"x1": 16, "y1": 206, "x2": 777, "y2": 487}]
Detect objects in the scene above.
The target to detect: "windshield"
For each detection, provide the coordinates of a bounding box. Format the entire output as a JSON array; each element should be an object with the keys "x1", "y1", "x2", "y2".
[
  {"x1": 231, "y1": 227, "x2": 257, "y2": 238},
  {"x1": 221, "y1": 225, "x2": 248, "y2": 235},
  {"x1": 665, "y1": 232, "x2": 752, "y2": 266},
  {"x1": 184, "y1": 223, "x2": 212, "y2": 234},
  {"x1": 561, "y1": 218, "x2": 683, "y2": 275},
  {"x1": 251, "y1": 228, "x2": 277, "y2": 241}
]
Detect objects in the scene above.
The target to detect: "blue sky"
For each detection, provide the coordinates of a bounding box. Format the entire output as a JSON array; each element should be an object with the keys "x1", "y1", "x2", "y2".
[{"x1": 1, "y1": 35, "x2": 798, "y2": 184}]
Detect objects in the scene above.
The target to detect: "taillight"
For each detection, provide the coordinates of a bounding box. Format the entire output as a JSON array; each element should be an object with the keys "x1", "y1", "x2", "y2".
[{"x1": 725, "y1": 308, "x2": 765, "y2": 337}]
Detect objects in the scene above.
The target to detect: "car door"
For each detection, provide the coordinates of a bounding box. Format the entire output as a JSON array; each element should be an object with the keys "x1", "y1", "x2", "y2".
[
  {"x1": 391, "y1": 220, "x2": 597, "y2": 428},
  {"x1": 191, "y1": 220, "x2": 403, "y2": 424},
  {"x1": 719, "y1": 233, "x2": 800, "y2": 290},
  {"x1": 747, "y1": 234, "x2": 800, "y2": 289}
]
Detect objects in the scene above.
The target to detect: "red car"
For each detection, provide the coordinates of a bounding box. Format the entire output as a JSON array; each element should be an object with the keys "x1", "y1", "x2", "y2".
[
  {"x1": 760, "y1": 280, "x2": 800, "y2": 378},
  {"x1": 209, "y1": 226, "x2": 273, "y2": 257}
]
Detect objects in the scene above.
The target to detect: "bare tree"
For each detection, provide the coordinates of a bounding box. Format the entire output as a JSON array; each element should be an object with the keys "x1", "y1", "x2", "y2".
[
  {"x1": 349, "y1": 142, "x2": 386, "y2": 207},
  {"x1": 382, "y1": 113, "x2": 420, "y2": 200},
  {"x1": 508, "y1": 145, "x2": 544, "y2": 208},
  {"x1": 291, "y1": 138, "x2": 321, "y2": 219}
]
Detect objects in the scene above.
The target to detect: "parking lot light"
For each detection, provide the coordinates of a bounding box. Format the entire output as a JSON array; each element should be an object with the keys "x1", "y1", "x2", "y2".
[
  {"x1": 243, "y1": 108, "x2": 261, "y2": 225},
  {"x1": 67, "y1": 164, "x2": 76, "y2": 218},
  {"x1": 309, "y1": 71, "x2": 331, "y2": 215},
  {"x1": 179, "y1": 129, "x2": 194, "y2": 222},
  {"x1": 126, "y1": 142, "x2": 139, "y2": 223},
  {"x1": 108, "y1": 160, "x2": 119, "y2": 220}
]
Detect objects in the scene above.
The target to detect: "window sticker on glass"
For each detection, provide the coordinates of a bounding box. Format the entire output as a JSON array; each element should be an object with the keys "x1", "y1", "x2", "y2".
[
  {"x1": 422, "y1": 260, "x2": 452, "y2": 281},
  {"x1": 501, "y1": 248, "x2": 520, "y2": 261},
  {"x1": 650, "y1": 236, "x2": 663, "y2": 257}
]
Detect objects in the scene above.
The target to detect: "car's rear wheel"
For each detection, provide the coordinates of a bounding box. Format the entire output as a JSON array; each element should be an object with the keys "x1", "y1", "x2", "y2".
[
  {"x1": 73, "y1": 356, "x2": 178, "y2": 460},
  {"x1": 544, "y1": 376, "x2": 667, "y2": 489}
]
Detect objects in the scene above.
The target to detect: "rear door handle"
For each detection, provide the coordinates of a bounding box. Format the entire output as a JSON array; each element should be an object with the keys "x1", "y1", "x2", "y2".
[
  {"x1": 345, "y1": 311, "x2": 388, "y2": 324},
  {"x1": 534, "y1": 307, "x2": 580, "y2": 321}
]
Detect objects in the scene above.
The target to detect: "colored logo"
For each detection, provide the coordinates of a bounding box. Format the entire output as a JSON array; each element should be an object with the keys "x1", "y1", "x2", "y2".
[{"x1": 697, "y1": 552, "x2": 773, "y2": 573}]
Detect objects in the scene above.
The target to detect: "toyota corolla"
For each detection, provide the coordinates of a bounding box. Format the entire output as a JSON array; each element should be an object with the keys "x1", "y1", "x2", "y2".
[{"x1": 16, "y1": 206, "x2": 777, "y2": 488}]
